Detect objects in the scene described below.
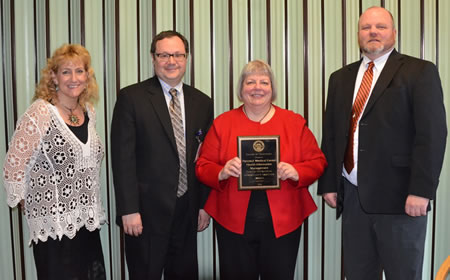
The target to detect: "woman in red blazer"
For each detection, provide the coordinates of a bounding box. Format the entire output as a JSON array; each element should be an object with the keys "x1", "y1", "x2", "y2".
[{"x1": 196, "y1": 60, "x2": 327, "y2": 280}]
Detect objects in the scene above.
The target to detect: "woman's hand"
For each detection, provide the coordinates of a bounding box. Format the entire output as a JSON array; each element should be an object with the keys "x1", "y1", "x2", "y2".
[
  {"x1": 218, "y1": 157, "x2": 241, "y2": 180},
  {"x1": 277, "y1": 162, "x2": 299, "y2": 181}
]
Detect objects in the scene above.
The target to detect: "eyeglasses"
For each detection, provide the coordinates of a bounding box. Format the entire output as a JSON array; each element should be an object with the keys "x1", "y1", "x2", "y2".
[{"x1": 155, "y1": 53, "x2": 187, "y2": 62}]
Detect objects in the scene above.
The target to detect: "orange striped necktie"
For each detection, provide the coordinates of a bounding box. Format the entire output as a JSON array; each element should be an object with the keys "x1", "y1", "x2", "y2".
[{"x1": 344, "y1": 61, "x2": 374, "y2": 174}]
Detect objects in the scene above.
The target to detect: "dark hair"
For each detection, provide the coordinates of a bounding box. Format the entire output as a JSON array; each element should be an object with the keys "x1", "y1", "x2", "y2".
[{"x1": 150, "y1": 30, "x2": 189, "y2": 55}]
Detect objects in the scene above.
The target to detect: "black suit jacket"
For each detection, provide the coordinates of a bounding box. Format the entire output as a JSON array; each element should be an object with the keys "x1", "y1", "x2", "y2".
[
  {"x1": 318, "y1": 50, "x2": 447, "y2": 217},
  {"x1": 111, "y1": 76, "x2": 213, "y2": 235}
]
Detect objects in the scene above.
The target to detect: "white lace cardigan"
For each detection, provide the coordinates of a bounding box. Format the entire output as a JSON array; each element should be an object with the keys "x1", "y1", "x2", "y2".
[{"x1": 3, "y1": 99, "x2": 106, "y2": 244}]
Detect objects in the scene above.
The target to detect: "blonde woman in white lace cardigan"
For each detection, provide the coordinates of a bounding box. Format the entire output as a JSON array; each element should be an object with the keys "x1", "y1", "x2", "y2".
[{"x1": 3, "y1": 44, "x2": 106, "y2": 280}]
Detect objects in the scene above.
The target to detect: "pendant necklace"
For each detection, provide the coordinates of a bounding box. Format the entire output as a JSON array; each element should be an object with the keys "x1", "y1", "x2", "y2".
[
  {"x1": 62, "y1": 103, "x2": 80, "y2": 125},
  {"x1": 243, "y1": 105, "x2": 273, "y2": 123}
]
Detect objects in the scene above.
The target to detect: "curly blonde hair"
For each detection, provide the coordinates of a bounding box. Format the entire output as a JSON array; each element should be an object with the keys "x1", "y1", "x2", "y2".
[{"x1": 33, "y1": 44, "x2": 99, "y2": 108}]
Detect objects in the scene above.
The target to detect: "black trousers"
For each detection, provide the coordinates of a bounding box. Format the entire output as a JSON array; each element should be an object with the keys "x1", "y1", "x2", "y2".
[
  {"x1": 342, "y1": 178, "x2": 427, "y2": 280},
  {"x1": 33, "y1": 227, "x2": 106, "y2": 280},
  {"x1": 124, "y1": 194, "x2": 198, "y2": 280},
  {"x1": 215, "y1": 220, "x2": 301, "y2": 280}
]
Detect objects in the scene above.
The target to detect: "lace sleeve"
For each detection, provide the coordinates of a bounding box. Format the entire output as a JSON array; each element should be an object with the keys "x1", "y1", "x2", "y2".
[{"x1": 2, "y1": 100, "x2": 50, "y2": 207}]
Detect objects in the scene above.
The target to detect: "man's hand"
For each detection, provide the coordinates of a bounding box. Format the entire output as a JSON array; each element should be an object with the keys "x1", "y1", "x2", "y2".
[
  {"x1": 197, "y1": 209, "x2": 211, "y2": 232},
  {"x1": 405, "y1": 195, "x2": 429, "y2": 217},
  {"x1": 122, "y1": 213, "x2": 143, "y2": 236},
  {"x1": 322, "y1": 192, "x2": 337, "y2": 208}
]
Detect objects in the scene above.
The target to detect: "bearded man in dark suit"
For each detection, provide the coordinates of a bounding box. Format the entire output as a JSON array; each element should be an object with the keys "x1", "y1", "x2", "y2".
[
  {"x1": 111, "y1": 30, "x2": 213, "y2": 280},
  {"x1": 318, "y1": 6, "x2": 447, "y2": 280}
]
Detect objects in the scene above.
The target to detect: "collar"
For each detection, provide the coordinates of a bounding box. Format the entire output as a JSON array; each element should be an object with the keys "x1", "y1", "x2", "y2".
[
  {"x1": 361, "y1": 48, "x2": 393, "y2": 70},
  {"x1": 158, "y1": 78, "x2": 183, "y2": 95}
]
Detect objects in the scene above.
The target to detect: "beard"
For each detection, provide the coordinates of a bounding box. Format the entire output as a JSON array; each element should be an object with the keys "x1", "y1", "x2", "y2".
[
  {"x1": 360, "y1": 39, "x2": 395, "y2": 57},
  {"x1": 361, "y1": 44, "x2": 385, "y2": 56}
]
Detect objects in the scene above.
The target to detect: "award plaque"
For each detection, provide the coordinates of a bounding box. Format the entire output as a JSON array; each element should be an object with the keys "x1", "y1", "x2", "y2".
[{"x1": 238, "y1": 135, "x2": 280, "y2": 190}]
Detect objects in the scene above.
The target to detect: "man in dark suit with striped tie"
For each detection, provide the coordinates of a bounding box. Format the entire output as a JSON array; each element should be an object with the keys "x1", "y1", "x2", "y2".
[
  {"x1": 318, "y1": 6, "x2": 447, "y2": 280},
  {"x1": 111, "y1": 30, "x2": 214, "y2": 279}
]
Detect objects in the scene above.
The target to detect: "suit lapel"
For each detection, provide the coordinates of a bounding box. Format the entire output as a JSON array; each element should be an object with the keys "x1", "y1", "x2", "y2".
[
  {"x1": 183, "y1": 85, "x2": 196, "y2": 165},
  {"x1": 146, "y1": 77, "x2": 178, "y2": 152},
  {"x1": 342, "y1": 61, "x2": 362, "y2": 122},
  {"x1": 362, "y1": 50, "x2": 403, "y2": 118}
]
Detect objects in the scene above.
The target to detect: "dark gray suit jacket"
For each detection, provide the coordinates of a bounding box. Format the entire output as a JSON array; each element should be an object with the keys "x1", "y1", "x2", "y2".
[
  {"x1": 318, "y1": 50, "x2": 447, "y2": 217},
  {"x1": 111, "y1": 76, "x2": 213, "y2": 234}
]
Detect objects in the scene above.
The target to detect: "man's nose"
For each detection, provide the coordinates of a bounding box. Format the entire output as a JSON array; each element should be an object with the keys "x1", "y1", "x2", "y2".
[
  {"x1": 168, "y1": 55, "x2": 176, "y2": 63},
  {"x1": 369, "y1": 27, "x2": 378, "y2": 35}
]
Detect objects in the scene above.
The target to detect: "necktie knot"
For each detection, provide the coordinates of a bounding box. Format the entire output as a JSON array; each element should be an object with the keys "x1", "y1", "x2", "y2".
[
  {"x1": 367, "y1": 61, "x2": 374, "y2": 72},
  {"x1": 169, "y1": 88, "x2": 178, "y2": 98}
]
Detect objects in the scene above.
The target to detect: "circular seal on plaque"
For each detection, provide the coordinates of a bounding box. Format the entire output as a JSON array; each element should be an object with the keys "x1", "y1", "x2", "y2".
[{"x1": 253, "y1": 140, "x2": 265, "y2": 152}]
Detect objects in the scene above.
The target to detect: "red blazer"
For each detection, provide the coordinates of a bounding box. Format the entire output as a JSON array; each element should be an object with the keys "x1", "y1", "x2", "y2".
[{"x1": 196, "y1": 106, "x2": 327, "y2": 237}]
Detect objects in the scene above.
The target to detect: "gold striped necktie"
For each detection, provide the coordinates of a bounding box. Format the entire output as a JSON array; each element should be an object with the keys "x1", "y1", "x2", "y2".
[{"x1": 169, "y1": 88, "x2": 188, "y2": 197}]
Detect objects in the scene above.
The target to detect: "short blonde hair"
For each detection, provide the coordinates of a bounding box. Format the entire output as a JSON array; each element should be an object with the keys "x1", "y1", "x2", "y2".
[
  {"x1": 237, "y1": 60, "x2": 277, "y2": 102},
  {"x1": 359, "y1": 6, "x2": 396, "y2": 29},
  {"x1": 33, "y1": 44, "x2": 99, "y2": 108}
]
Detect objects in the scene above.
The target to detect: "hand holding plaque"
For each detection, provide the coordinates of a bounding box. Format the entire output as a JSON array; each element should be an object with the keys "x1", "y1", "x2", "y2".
[{"x1": 237, "y1": 136, "x2": 280, "y2": 190}]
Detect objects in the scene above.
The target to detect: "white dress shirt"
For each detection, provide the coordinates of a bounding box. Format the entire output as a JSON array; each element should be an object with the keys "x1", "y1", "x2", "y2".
[
  {"x1": 343, "y1": 49, "x2": 393, "y2": 186},
  {"x1": 158, "y1": 78, "x2": 186, "y2": 136}
]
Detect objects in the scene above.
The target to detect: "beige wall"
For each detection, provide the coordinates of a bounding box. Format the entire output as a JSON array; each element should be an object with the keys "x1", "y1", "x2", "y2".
[{"x1": 1, "y1": 0, "x2": 449, "y2": 279}]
